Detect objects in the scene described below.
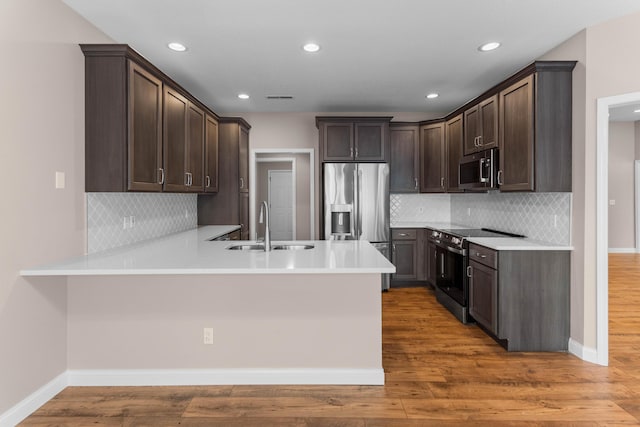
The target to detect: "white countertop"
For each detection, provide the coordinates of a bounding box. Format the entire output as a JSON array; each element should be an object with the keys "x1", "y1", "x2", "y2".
[
  {"x1": 391, "y1": 222, "x2": 572, "y2": 251},
  {"x1": 467, "y1": 237, "x2": 573, "y2": 251},
  {"x1": 21, "y1": 226, "x2": 396, "y2": 276}
]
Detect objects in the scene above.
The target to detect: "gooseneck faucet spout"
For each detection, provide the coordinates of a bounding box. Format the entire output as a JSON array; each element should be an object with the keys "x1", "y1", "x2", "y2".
[{"x1": 259, "y1": 200, "x2": 271, "y2": 251}]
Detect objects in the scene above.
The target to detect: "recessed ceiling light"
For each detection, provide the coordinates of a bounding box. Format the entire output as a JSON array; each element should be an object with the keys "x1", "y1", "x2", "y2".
[
  {"x1": 303, "y1": 43, "x2": 320, "y2": 53},
  {"x1": 237, "y1": 93, "x2": 250, "y2": 100},
  {"x1": 167, "y1": 42, "x2": 187, "y2": 52},
  {"x1": 426, "y1": 93, "x2": 439, "y2": 99},
  {"x1": 478, "y1": 42, "x2": 501, "y2": 52},
  {"x1": 634, "y1": 109, "x2": 640, "y2": 113}
]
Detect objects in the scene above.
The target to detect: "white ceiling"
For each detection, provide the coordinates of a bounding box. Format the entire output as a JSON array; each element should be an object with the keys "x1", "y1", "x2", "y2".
[{"x1": 63, "y1": 0, "x2": 640, "y2": 116}]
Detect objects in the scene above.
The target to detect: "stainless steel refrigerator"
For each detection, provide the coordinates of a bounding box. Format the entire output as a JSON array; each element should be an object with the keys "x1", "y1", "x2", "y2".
[{"x1": 323, "y1": 163, "x2": 391, "y2": 290}]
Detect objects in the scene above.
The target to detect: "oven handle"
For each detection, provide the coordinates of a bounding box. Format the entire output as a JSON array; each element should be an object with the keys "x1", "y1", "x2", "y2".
[{"x1": 429, "y1": 239, "x2": 466, "y2": 256}]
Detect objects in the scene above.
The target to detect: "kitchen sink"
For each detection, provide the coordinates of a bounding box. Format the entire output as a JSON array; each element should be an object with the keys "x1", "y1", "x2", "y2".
[
  {"x1": 272, "y1": 244, "x2": 315, "y2": 250},
  {"x1": 226, "y1": 244, "x2": 266, "y2": 251},
  {"x1": 226, "y1": 244, "x2": 315, "y2": 251}
]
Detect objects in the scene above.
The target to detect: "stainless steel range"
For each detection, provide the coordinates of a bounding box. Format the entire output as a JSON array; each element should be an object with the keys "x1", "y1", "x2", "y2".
[{"x1": 428, "y1": 228, "x2": 524, "y2": 323}]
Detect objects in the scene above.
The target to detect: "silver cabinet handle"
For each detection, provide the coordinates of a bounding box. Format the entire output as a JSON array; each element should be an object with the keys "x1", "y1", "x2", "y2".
[
  {"x1": 355, "y1": 147, "x2": 359, "y2": 158},
  {"x1": 467, "y1": 266, "x2": 472, "y2": 277},
  {"x1": 475, "y1": 252, "x2": 487, "y2": 259},
  {"x1": 158, "y1": 168, "x2": 165, "y2": 185},
  {"x1": 240, "y1": 177, "x2": 244, "y2": 189},
  {"x1": 478, "y1": 135, "x2": 483, "y2": 146},
  {"x1": 414, "y1": 178, "x2": 418, "y2": 189},
  {"x1": 185, "y1": 172, "x2": 192, "y2": 186},
  {"x1": 350, "y1": 147, "x2": 354, "y2": 158},
  {"x1": 474, "y1": 136, "x2": 479, "y2": 147},
  {"x1": 206, "y1": 175, "x2": 211, "y2": 188},
  {"x1": 441, "y1": 177, "x2": 445, "y2": 188},
  {"x1": 398, "y1": 233, "x2": 409, "y2": 237},
  {"x1": 497, "y1": 170, "x2": 504, "y2": 186}
]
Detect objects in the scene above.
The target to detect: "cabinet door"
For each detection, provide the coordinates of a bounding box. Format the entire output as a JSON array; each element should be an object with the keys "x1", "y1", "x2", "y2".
[
  {"x1": 186, "y1": 103, "x2": 205, "y2": 192},
  {"x1": 463, "y1": 105, "x2": 479, "y2": 155},
  {"x1": 239, "y1": 192, "x2": 250, "y2": 239},
  {"x1": 392, "y1": 240, "x2": 418, "y2": 280},
  {"x1": 204, "y1": 115, "x2": 219, "y2": 193},
  {"x1": 322, "y1": 122, "x2": 354, "y2": 161},
  {"x1": 128, "y1": 62, "x2": 163, "y2": 191},
  {"x1": 499, "y1": 75, "x2": 534, "y2": 191},
  {"x1": 390, "y1": 125, "x2": 419, "y2": 192},
  {"x1": 469, "y1": 260, "x2": 498, "y2": 334},
  {"x1": 163, "y1": 87, "x2": 188, "y2": 192},
  {"x1": 355, "y1": 122, "x2": 386, "y2": 161},
  {"x1": 445, "y1": 115, "x2": 463, "y2": 192},
  {"x1": 420, "y1": 123, "x2": 445, "y2": 193},
  {"x1": 478, "y1": 95, "x2": 498, "y2": 150},
  {"x1": 239, "y1": 125, "x2": 250, "y2": 192}
]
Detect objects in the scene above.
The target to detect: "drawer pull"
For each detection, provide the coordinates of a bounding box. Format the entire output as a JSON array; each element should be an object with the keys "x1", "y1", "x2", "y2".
[
  {"x1": 476, "y1": 252, "x2": 487, "y2": 259},
  {"x1": 398, "y1": 233, "x2": 409, "y2": 237}
]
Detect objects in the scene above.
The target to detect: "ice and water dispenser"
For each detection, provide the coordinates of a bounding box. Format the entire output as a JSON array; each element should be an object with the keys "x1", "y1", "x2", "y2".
[{"x1": 329, "y1": 204, "x2": 353, "y2": 239}]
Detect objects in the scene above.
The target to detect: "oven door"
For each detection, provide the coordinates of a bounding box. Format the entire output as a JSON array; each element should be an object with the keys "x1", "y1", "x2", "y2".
[{"x1": 433, "y1": 242, "x2": 467, "y2": 307}]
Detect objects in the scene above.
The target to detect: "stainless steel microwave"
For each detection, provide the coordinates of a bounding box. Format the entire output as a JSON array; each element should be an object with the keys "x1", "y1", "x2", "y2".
[{"x1": 459, "y1": 148, "x2": 498, "y2": 190}]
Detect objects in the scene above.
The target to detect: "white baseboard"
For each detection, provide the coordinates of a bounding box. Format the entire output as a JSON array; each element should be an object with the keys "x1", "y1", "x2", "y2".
[
  {"x1": 568, "y1": 338, "x2": 601, "y2": 365},
  {"x1": 67, "y1": 368, "x2": 385, "y2": 386},
  {"x1": 608, "y1": 247, "x2": 638, "y2": 253},
  {"x1": 0, "y1": 372, "x2": 68, "y2": 427}
]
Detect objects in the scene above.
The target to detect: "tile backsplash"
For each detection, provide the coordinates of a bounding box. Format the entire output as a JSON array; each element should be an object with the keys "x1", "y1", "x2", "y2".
[
  {"x1": 87, "y1": 193, "x2": 197, "y2": 253},
  {"x1": 391, "y1": 192, "x2": 572, "y2": 245}
]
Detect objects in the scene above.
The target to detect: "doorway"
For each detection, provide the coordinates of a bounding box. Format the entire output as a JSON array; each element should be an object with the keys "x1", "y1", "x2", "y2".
[
  {"x1": 596, "y1": 91, "x2": 640, "y2": 366},
  {"x1": 268, "y1": 169, "x2": 295, "y2": 240},
  {"x1": 250, "y1": 149, "x2": 315, "y2": 241}
]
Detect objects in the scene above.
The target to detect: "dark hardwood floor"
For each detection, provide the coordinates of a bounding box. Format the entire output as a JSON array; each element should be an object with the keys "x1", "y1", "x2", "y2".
[{"x1": 20, "y1": 254, "x2": 640, "y2": 426}]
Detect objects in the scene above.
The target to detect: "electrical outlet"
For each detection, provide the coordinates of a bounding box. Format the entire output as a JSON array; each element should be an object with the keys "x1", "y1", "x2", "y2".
[
  {"x1": 203, "y1": 328, "x2": 213, "y2": 345},
  {"x1": 55, "y1": 171, "x2": 65, "y2": 189},
  {"x1": 467, "y1": 208, "x2": 471, "y2": 216},
  {"x1": 553, "y1": 215, "x2": 558, "y2": 228}
]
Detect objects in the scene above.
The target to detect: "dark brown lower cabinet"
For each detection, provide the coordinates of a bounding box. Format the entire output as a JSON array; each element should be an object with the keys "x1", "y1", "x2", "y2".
[
  {"x1": 391, "y1": 229, "x2": 426, "y2": 284},
  {"x1": 469, "y1": 259, "x2": 498, "y2": 335},
  {"x1": 467, "y1": 243, "x2": 570, "y2": 351}
]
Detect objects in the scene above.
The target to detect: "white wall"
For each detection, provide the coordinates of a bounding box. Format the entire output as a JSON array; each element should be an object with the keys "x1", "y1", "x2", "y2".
[
  {"x1": 608, "y1": 122, "x2": 636, "y2": 250},
  {"x1": 0, "y1": 0, "x2": 112, "y2": 414},
  {"x1": 542, "y1": 10, "x2": 640, "y2": 351}
]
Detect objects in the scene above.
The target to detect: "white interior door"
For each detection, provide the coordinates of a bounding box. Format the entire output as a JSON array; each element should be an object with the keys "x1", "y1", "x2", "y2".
[{"x1": 268, "y1": 170, "x2": 294, "y2": 240}]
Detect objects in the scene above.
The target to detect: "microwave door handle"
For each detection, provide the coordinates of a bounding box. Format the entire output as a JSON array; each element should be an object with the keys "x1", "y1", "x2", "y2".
[{"x1": 479, "y1": 158, "x2": 489, "y2": 183}]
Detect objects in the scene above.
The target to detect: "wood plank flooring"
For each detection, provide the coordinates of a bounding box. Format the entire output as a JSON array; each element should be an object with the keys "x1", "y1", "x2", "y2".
[{"x1": 20, "y1": 254, "x2": 640, "y2": 426}]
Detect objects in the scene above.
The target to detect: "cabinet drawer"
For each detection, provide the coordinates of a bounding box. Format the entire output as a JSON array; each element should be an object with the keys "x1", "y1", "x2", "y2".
[
  {"x1": 392, "y1": 229, "x2": 417, "y2": 240},
  {"x1": 468, "y1": 243, "x2": 497, "y2": 269}
]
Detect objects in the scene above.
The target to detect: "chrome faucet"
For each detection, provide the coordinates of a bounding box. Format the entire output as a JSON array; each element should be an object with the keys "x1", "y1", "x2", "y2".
[{"x1": 259, "y1": 200, "x2": 271, "y2": 251}]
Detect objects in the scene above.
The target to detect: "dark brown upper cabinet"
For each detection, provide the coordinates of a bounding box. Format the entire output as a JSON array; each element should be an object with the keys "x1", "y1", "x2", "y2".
[
  {"x1": 81, "y1": 44, "x2": 221, "y2": 193},
  {"x1": 163, "y1": 87, "x2": 188, "y2": 192},
  {"x1": 463, "y1": 95, "x2": 498, "y2": 155},
  {"x1": 420, "y1": 122, "x2": 446, "y2": 193},
  {"x1": 317, "y1": 117, "x2": 391, "y2": 162},
  {"x1": 204, "y1": 115, "x2": 219, "y2": 193},
  {"x1": 498, "y1": 62, "x2": 574, "y2": 192},
  {"x1": 198, "y1": 118, "x2": 251, "y2": 238},
  {"x1": 390, "y1": 124, "x2": 420, "y2": 193},
  {"x1": 445, "y1": 114, "x2": 463, "y2": 192}
]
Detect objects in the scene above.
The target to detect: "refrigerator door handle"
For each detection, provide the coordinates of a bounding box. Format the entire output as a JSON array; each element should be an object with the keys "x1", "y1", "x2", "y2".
[
  {"x1": 357, "y1": 168, "x2": 364, "y2": 238},
  {"x1": 353, "y1": 167, "x2": 359, "y2": 239}
]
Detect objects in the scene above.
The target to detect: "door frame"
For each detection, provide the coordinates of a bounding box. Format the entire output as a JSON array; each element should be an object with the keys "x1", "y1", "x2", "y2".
[
  {"x1": 250, "y1": 148, "x2": 315, "y2": 240},
  {"x1": 595, "y1": 91, "x2": 640, "y2": 366},
  {"x1": 267, "y1": 168, "x2": 296, "y2": 240}
]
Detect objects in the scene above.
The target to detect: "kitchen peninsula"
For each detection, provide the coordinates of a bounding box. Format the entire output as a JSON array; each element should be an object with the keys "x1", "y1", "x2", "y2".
[{"x1": 21, "y1": 226, "x2": 395, "y2": 386}]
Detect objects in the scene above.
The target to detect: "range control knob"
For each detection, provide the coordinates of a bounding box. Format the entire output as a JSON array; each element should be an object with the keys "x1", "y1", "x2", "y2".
[{"x1": 452, "y1": 237, "x2": 461, "y2": 245}]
